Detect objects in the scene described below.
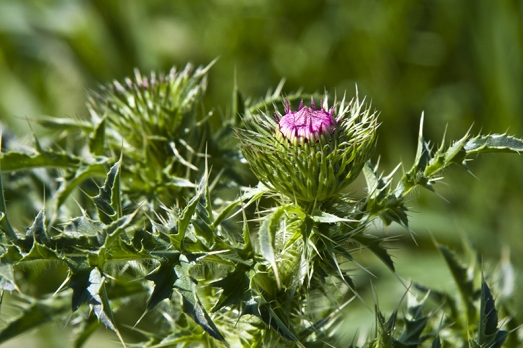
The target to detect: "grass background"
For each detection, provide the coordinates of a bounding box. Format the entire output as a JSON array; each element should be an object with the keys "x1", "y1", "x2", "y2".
[{"x1": 1, "y1": 0, "x2": 522, "y2": 345}]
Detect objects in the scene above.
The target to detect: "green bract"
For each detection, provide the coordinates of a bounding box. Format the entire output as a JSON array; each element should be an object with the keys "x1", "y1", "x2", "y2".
[{"x1": 236, "y1": 95, "x2": 378, "y2": 203}]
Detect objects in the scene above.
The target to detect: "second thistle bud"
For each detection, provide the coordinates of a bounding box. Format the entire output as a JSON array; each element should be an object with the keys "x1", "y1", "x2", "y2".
[{"x1": 237, "y1": 94, "x2": 378, "y2": 204}]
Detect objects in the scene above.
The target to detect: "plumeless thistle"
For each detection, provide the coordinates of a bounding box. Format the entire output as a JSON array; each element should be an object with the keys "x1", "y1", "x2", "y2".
[
  {"x1": 236, "y1": 95, "x2": 378, "y2": 204},
  {"x1": 1, "y1": 61, "x2": 523, "y2": 347}
]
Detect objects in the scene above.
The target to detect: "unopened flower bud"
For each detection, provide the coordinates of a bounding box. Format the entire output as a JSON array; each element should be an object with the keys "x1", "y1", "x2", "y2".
[
  {"x1": 237, "y1": 94, "x2": 378, "y2": 204},
  {"x1": 277, "y1": 99, "x2": 336, "y2": 144}
]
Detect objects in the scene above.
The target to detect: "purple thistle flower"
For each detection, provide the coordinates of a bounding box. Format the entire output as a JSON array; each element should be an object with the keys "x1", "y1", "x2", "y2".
[
  {"x1": 277, "y1": 98, "x2": 337, "y2": 143},
  {"x1": 237, "y1": 93, "x2": 378, "y2": 203}
]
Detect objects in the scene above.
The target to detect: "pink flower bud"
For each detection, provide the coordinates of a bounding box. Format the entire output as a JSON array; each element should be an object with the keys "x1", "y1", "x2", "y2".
[{"x1": 277, "y1": 99, "x2": 336, "y2": 143}]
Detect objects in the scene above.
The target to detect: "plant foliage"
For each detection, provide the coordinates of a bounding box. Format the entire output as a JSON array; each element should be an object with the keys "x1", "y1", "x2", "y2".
[{"x1": 0, "y1": 63, "x2": 521, "y2": 347}]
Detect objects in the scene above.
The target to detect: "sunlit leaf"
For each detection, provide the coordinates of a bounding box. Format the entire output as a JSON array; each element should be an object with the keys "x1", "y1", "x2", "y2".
[
  {"x1": 86, "y1": 268, "x2": 126, "y2": 346},
  {"x1": 258, "y1": 206, "x2": 288, "y2": 287}
]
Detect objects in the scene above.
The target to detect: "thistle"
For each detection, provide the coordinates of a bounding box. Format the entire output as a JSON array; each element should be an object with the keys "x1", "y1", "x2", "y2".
[
  {"x1": 237, "y1": 94, "x2": 378, "y2": 204},
  {"x1": 85, "y1": 63, "x2": 213, "y2": 206}
]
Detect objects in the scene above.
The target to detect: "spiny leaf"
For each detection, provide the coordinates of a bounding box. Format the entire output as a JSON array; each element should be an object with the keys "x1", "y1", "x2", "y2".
[
  {"x1": 477, "y1": 281, "x2": 508, "y2": 348},
  {"x1": 35, "y1": 116, "x2": 94, "y2": 132},
  {"x1": 87, "y1": 268, "x2": 126, "y2": 346},
  {"x1": 20, "y1": 242, "x2": 60, "y2": 262},
  {"x1": 0, "y1": 262, "x2": 17, "y2": 292},
  {"x1": 414, "y1": 282, "x2": 460, "y2": 325},
  {"x1": 132, "y1": 228, "x2": 170, "y2": 252},
  {"x1": 89, "y1": 117, "x2": 106, "y2": 156},
  {"x1": 241, "y1": 210, "x2": 253, "y2": 257},
  {"x1": 241, "y1": 296, "x2": 298, "y2": 342},
  {"x1": 63, "y1": 216, "x2": 105, "y2": 239},
  {"x1": 92, "y1": 159, "x2": 122, "y2": 224},
  {"x1": 438, "y1": 245, "x2": 476, "y2": 323},
  {"x1": 0, "y1": 169, "x2": 17, "y2": 241},
  {"x1": 174, "y1": 174, "x2": 207, "y2": 249},
  {"x1": 93, "y1": 213, "x2": 136, "y2": 267},
  {"x1": 54, "y1": 160, "x2": 108, "y2": 210},
  {"x1": 25, "y1": 208, "x2": 48, "y2": 244},
  {"x1": 259, "y1": 205, "x2": 288, "y2": 288},
  {"x1": 210, "y1": 264, "x2": 251, "y2": 312},
  {"x1": 0, "y1": 146, "x2": 82, "y2": 172},
  {"x1": 396, "y1": 293, "x2": 430, "y2": 347},
  {"x1": 68, "y1": 262, "x2": 93, "y2": 311},
  {"x1": 232, "y1": 74, "x2": 245, "y2": 125},
  {"x1": 410, "y1": 114, "x2": 432, "y2": 176},
  {"x1": 351, "y1": 233, "x2": 395, "y2": 272},
  {"x1": 362, "y1": 162, "x2": 409, "y2": 227},
  {"x1": 145, "y1": 258, "x2": 180, "y2": 310},
  {"x1": 465, "y1": 133, "x2": 523, "y2": 155},
  {"x1": 175, "y1": 262, "x2": 226, "y2": 344},
  {"x1": 193, "y1": 202, "x2": 214, "y2": 245},
  {"x1": 310, "y1": 210, "x2": 356, "y2": 223},
  {"x1": 375, "y1": 309, "x2": 395, "y2": 348},
  {"x1": 211, "y1": 185, "x2": 266, "y2": 229}
]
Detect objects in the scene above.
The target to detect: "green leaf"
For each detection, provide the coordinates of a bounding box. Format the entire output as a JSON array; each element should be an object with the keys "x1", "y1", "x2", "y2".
[
  {"x1": 351, "y1": 233, "x2": 395, "y2": 272},
  {"x1": 464, "y1": 133, "x2": 523, "y2": 155},
  {"x1": 174, "y1": 175, "x2": 207, "y2": 249},
  {"x1": 241, "y1": 296, "x2": 298, "y2": 342},
  {"x1": 362, "y1": 162, "x2": 409, "y2": 228},
  {"x1": 0, "y1": 244, "x2": 23, "y2": 264},
  {"x1": 89, "y1": 117, "x2": 106, "y2": 156},
  {"x1": 396, "y1": 293, "x2": 430, "y2": 347},
  {"x1": 258, "y1": 206, "x2": 288, "y2": 288},
  {"x1": 0, "y1": 147, "x2": 82, "y2": 172},
  {"x1": 375, "y1": 308, "x2": 395, "y2": 348},
  {"x1": 0, "y1": 172, "x2": 17, "y2": 241},
  {"x1": 63, "y1": 216, "x2": 105, "y2": 239},
  {"x1": 193, "y1": 202, "x2": 214, "y2": 245},
  {"x1": 210, "y1": 264, "x2": 251, "y2": 312},
  {"x1": 92, "y1": 159, "x2": 122, "y2": 223},
  {"x1": 438, "y1": 245, "x2": 476, "y2": 323},
  {"x1": 20, "y1": 242, "x2": 60, "y2": 262},
  {"x1": 175, "y1": 262, "x2": 226, "y2": 343},
  {"x1": 86, "y1": 268, "x2": 126, "y2": 346},
  {"x1": 35, "y1": 116, "x2": 94, "y2": 132},
  {"x1": 241, "y1": 210, "x2": 254, "y2": 257},
  {"x1": 24, "y1": 208, "x2": 48, "y2": 244},
  {"x1": 0, "y1": 212, "x2": 17, "y2": 242},
  {"x1": 145, "y1": 258, "x2": 180, "y2": 310},
  {"x1": 232, "y1": 74, "x2": 245, "y2": 125},
  {"x1": 211, "y1": 185, "x2": 266, "y2": 229},
  {"x1": 0, "y1": 262, "x2": 17, "y2": 292},
  {"x1": 477, "y1": 281, "x2": 508, "y2": 348},
  {"x1": 414, "y1": 283, "x2": 459, "y2": 325},
  {"x1": 54, "y1": 160, "x2": 108, "y2": 210},
  {"x1": 310, "y1": 210, "x2": 356, "y2": 223},
  {"x1": 410, "y1": 115, "x2": 432, "y2": 176},
  {"x1": 68, "y1": 262, "x2": 92, "y2": 311},
  {"x1": 94, "y1": 213, "x2": 136, "y2": 267}
]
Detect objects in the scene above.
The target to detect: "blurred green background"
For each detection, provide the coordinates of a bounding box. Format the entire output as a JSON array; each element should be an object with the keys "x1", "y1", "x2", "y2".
[{"x1": 1, "y1": 0, "x2": 523, "y2": 346}]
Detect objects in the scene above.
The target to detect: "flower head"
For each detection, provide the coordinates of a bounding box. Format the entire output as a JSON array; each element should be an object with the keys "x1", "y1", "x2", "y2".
[
  {"x1": 236, "y1": 93, "x2": 378, "y2": 204},
  {"x1": 277, "y1": 99, "x2": 336, "y2": 144}
]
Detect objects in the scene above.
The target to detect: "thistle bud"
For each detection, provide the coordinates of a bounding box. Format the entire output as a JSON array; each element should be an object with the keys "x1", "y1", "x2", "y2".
[
  {"x1": 276, "y1": 98, "x2": 336, "y2": 144},
  {"x1": 237, "y1": 94, "x2": 378, "y2": 204}
]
